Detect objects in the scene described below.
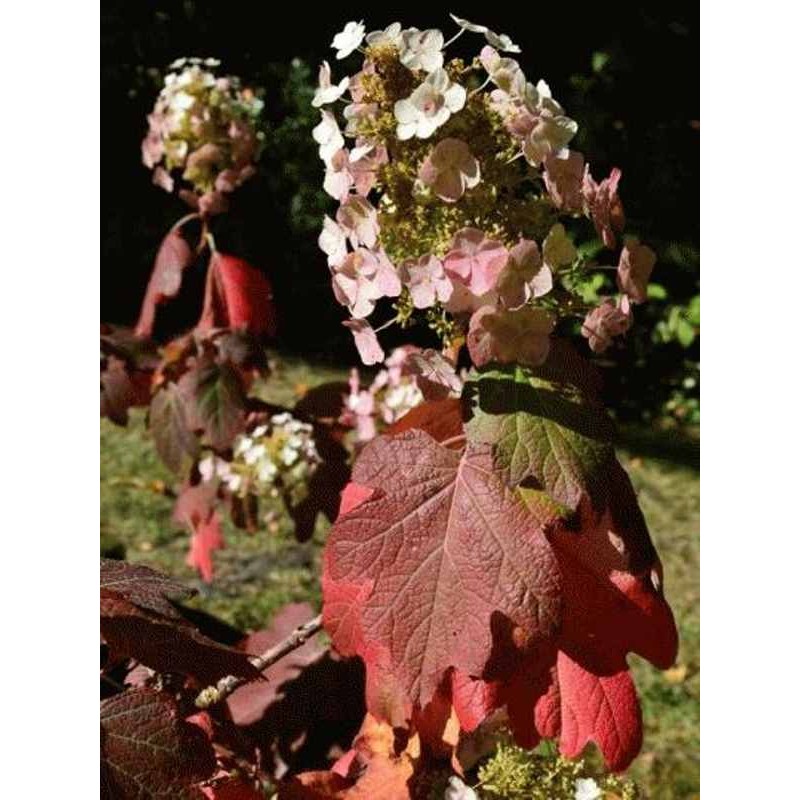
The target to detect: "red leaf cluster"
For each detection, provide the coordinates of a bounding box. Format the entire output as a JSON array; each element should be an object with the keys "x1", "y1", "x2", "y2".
[
  {"x1": 101, "y1": 559, "x2": 261, "y2": 685},
  {"x1": 321, "y1": 393, "x2": 677, "y2": 771},
  {"x1": 101, "y1": 688, "x2": 216, "y2": 799},
  {"x1": 101, "y1": 325, "x2": 159, "y2": 425},
  {"x1": 197, "y1": 253, "x2": 277, "y2": 338},
  {"x1": 135, "y1": 228, "x2": 196, "y2": 338}
]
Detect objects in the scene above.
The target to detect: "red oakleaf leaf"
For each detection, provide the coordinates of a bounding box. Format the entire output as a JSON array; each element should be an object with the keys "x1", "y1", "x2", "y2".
[
  {"x1": 179, "y1": 357, "x2": 247, "y2": 452},
  {"x1": 322, "y1": 430, "x2": 563, "y2": 716},
  {"x1": 101, "y1": 355, "x2": 152, "y2": 426},
  {"x1": 197, "y1": 252, "x2": 277, "y2": 337},
  {"x1": 383, "y1": 397, "x2": 464, "y2": 443},
  {"x1": 186, "y1": 511, "x2": 225, "y2": 583},
  {"x1": 447, "y1": 462, "x2": 678, "y2": 771},
  {"x1": 101, "y1": 688, "x2": 215, "y2": 800},
  {"x1": 149, "y1": 382, "x2": 201, "y2": 475},
  {"x1": 135, "y1": 228, "x2": 196, "y2": 338},
  {"x1": 100, "y1": 557, "x2": 194, "y2": 619},
  {"x1": 279, "y1": 715, "x2": 418, "y2": 799},
  {"x1": 100, "y1": 560, "x2": 261, "y2": 685},
  {"x1": 555, "y1": 652, "x2": 642, "y2": 770},
  {"x1": 174, "y1": 482, "x2": 225, "y2": 582}
]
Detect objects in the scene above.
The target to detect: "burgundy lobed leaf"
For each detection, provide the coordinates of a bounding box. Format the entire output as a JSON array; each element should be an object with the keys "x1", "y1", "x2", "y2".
[
  {"x1": 382, "y1": 397, "x2": 465, "y2": 443},
  {"x1": 101, "y1": 558, "x2": 195, "y2": 619},
  {"x1": 101, "y1": 355, "x2": 152, "y2": 426},
  {"x1": 101, "y1": 326, "x2": 159, "y2": 425},
  {"x1": 135, "y1": 228, "x2": 196, "y2": 339},
  {"x1": 149, "y1": 382, "x2": 201, "y2": 474},
  {"x1": 173, "y1": 482, "x2": 225, "y2": 582},
  {"x1": 179, "y1": 358, "x2": 247, "y2": 452},
  {"x1": 445, "y1": 462, "x2": 677, "y2": 771},
  {"x1": 322, "y1": 429, "x2": 563, "y2": 716},
  {"x1": 101, "y1": 688, "x2": 215, "y2": 800},
  {"x1": 197, "y1": 252, "x2": 277, "y2": 337},
  {"x1": 100, "y1": 560, "x2": 261, "y2": 685}
]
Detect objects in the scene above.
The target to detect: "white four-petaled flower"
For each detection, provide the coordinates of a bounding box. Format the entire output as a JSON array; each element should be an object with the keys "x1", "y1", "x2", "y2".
[
  {"x1": 331, "y1": 21, "x2": 365, "y2": 59},
  {"x1": 366, "y1": 22, "x2": 403, "y2": 48},
  {"x1": 399, "y1": 28, "x2": 445, "y2": 72},
  {"x1": 418, "y1": 138, "x2": 481, "y2": 202},
  {"x1": 394, "y1": 69, "x2": 466, "y2": 140},
  {"x1": 312, "y1": 61, "x2": 349, "y2": 108}
]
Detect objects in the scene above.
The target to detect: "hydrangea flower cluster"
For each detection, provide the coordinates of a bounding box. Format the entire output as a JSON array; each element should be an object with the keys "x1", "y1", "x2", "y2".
[
  {"x1": 314, "y1": 16, "x2": 657, "y2": 372},
  {"x1": 198, "y1": 412, "x2": 320, "y2": 505},
  {"x1": 141, "y1": 57, "x2": 264, "y2": 216},
  {"x1": 340, "y1": 346, "x2": 425, "y2": 442}
]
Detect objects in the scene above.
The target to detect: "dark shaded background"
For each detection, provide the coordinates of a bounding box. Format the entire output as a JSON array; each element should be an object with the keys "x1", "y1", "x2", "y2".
[{"x1": 102, "y1": 1, "x2": 698, "y2": 421}]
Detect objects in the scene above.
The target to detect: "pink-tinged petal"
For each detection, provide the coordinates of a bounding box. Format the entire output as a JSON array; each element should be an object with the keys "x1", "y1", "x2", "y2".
[
  {"x1": 373, "y1": 249, "x2": 402, "y2": 298},
  {"x1": 471, "y1": 244, "x2": 509, "y2": 295},
  {"x1": 349, "y1": 144, "x2": 388, "y2": 196},
  {"x1": 466, "y1": 306, "x2": 501, "y2": 367},
  {"x1": 583, "y1": 166, "x2": 626, "y2": 249},
  {"x1": 444, "y1": 282, "x2": 497, "y2": 314},
  {"x1": 497, "y1": 238, "x2": 543, "y2": 308},
  {"x1": 405, "y1": 350, "x2": 463, "y2": 400},
  {"x1": 443, "y1": 228, "x2": 508, "y2": 295},
  {"x1": 617, "y1": 238, "x2": 656, "y2": 304},
  {"x1": 336, "y1": 195, "x2": 380, "y2": 249},
  {"x1": 343, "y1": 318, "x2": 385, "y2": 366},
  {"x1": 417, "y1": 138, "x2": 481, "y2": 203},
  {"x1": 581, "y1": 299, "x2": 633, "y2": 353},
  {"x1": 400, "y1": 255, "x2": 453, "y2": 309},
  {"x1": 332, "y1": 272, "x2": 359, "y2": 309},
  {"x1": 544, "y1": 151, "x2": 585, "y2": 212},
  {"x1": 467, "y1": 305, "x2": 554, "y2": 367},
  {"x1": 152, "y1": 166, "x2": 174, "y2": 193},
  {"x1": 442, "y1": 250, "x2": 473, "y2": 281},
  {"x1": 530, "y1": 265, "x2": 554, "y2": 298}
]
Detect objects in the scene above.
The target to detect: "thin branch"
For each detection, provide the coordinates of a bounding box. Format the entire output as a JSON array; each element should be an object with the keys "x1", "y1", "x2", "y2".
[{"x1": 195, "y1": 614, "x2": 323, "y2": 709}]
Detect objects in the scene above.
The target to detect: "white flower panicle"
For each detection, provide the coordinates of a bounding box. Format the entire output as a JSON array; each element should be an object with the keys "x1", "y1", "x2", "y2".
[
  {"x1": 141, "y1": 58, "x2": 263, "y2": 214},
  {"x1": 314, "y1": 16, "x2": 653, "y2": 369},
  {"x1": 199, "y1": 413, "x2": 320, "y2": 501}
]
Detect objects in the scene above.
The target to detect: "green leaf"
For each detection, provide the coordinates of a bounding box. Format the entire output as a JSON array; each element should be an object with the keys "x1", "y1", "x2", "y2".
[
  {"x1": 675, "y1": 318, "x2": 696, "y2": 348},
  {"x1": 686, "y1": 295, "x2": 700, "y2": 326},
  {"x1": 148, "y1": 383, "x2": 199, "y2": 474},
  {"x1": 646, "y1": 283, "x2": 668, "y2": 301},
  {"x1": 180, "y1": 359, "x2": 246, "y2": 451},
  {"x1": 592, "y1": 51, "x2": 611, "y2": 73},
  {"x1": 464, "y1": 355, "x2": 614, "y2": 509}
]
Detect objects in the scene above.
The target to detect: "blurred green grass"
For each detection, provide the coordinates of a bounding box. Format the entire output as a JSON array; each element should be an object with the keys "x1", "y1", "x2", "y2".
[{"x1": 100, "y1": 355, "x2": 699, "y2": 800}]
